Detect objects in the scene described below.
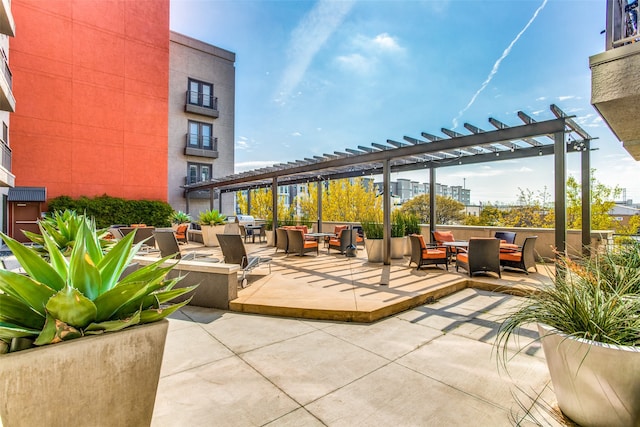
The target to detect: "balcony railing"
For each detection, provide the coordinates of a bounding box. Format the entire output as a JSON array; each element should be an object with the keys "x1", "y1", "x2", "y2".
[
  {"x1": 0, "y1": 140, "x2": 11, "y2": 171},
  {"x1": 186, "y1": 134, "x2": 218, "y2": 151},
  {"x1": 607, "y1": 0, "x2": 640, "y2": 49},
  {"x1": 185, "y1": 91, "x2": 218, "y2": 110}
]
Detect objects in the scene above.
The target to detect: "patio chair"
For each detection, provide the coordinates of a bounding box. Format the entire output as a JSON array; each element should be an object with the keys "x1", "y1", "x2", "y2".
[
  {"x1": 175, "y1": 224, "x2": 189, "y2": 244},
  {"x1": 275, "y1": 228, "x2": 288, "y2": 253},
  {"x1": 455, "y1": 237, "x2": 501, "y2": 278},
  {"x1": 239, "y1": 224, "x2": 250, "y2": 243},
  {"x1": 432, "y1": 230, "x2": 464, "y2": 256},
  {"x1": 408, "y1": 234, "x2": 448, "y2": 271},
  {"x1": 153, "y1": 230, "x2": 217, "y2": 262},
  {"x1": 500, "y1": 236, "x2": 538, "y2": 274},
  {"x1": 286, "y1": 228, "x2": 318, "y2": 256},
  {"x1": 328, "y1": 229, "x2": 358, "y2": 255},
  {"x1": 217, "y1": 234, "x2": 272, "y2": 288},
  {"x1": 494, "y1": 231, "x2": 516, "y2": 244},
  {"x1": 120, "y1": 226, "x2": 156, "y2": 248}
]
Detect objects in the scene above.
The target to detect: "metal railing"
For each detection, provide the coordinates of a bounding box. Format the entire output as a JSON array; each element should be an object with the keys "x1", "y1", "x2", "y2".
[
  {"x1": 608, "y1": 0, "x2": 640, "y2": 49},
  {"x1": 186, "y1": 134, "x2": 218, "y2": 151},
  {"x1": 1, "y1": 54, "x2": 11, "y2": 89},
  {"x1": 185, "y1": 91, "x2": 218, "y2": 110}
]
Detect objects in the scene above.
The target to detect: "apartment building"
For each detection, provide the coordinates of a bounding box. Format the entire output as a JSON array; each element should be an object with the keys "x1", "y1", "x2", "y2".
[
  {"x1": 0, "y1": 0, "x2": 15, "y2": 235},
  {"x1": 168, "y1": 31, "x2": 235, "y2": 217}
]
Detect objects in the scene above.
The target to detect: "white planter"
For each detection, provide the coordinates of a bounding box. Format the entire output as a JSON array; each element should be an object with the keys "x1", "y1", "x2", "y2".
[
  {"x1": 265, "y1": 230, "x2": 274, "y2": 246},
  {"x1": 201, "y1": 224, "x2": 225, "y2": 247},
  {"x1": 538, "y1": 324, "x2": 640, "y2": 427},
  {"x1": 0, "y1": 320, "x2": 169, "y2": 427},
  {"x1": 365, "y1": 238, "x2": 384, "y2": 263},
  {"x1": 390, "y1": 236, "x2": 405, "y2": 259},
  {"x1": 404, "y1": 237, "x2": 413, "y2": 256}
]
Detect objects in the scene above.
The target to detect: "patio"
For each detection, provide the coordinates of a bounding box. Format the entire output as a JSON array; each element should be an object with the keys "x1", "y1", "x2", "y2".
[{"x1": 149, "y1": 240, "x2": 566, "y2": 426}]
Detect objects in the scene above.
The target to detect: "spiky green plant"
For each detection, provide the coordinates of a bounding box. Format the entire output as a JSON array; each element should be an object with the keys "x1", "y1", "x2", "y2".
[
  {"x1": 403, "y1": 212, "x2": 421, "y2": 235},
  {"x1": 361, "y1": 220, "x2": 383, "y2": 239},
  {"x1": 391, "y1": 210, "x2": 405, "y2": 238},
  {"x1": 22, "y1": 210, "x2": 111, "y2": 256},
  {"x1": 170, "y1": 210, "x2": 192, "y2": 225},
  {"x1": 0, "y1": 216, "x2": 196, "y2": 353},
  {"x1": 496, "y1": 252, "x2": 640, "y2": 366},
  {"x1": 198, "y1": 209, "x2": 226, "y2": 226}
]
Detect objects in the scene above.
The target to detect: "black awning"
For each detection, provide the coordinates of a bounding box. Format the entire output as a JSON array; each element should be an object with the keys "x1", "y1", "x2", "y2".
[{"x1": 8, "y1": 186, "x2": 46, "y2": 202}]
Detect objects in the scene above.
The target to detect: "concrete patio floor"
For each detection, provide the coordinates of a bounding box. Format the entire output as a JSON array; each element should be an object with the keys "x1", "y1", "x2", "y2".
[{"x1": 152, "y1": 241, "x2": 569, "y2": 426}]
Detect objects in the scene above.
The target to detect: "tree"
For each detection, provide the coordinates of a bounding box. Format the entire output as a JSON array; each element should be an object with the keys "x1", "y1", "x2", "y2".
[
  {"x1": 566, "y1": 173, "x2": 621, "y2": 230},
  {"x1": 463, "y1": 203, "x2": 504, "y2": 226},
  {"x1": 400, "y1": 194, "x2": 464, "y2": 225},
  {"x1": 297, "y1": 178, "x2": 382, "y2": 222}
]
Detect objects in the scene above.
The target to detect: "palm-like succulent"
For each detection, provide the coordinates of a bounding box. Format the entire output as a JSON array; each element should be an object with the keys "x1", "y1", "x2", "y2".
[
  {"x1": 0, "y1": 216, "x2": 196, "y2": 353},
  {"x1": 22, "y1": 210, "x2": 112, "y2": 256},
  {"x1": 170, "y1": 210, "x2": 192, "y2": 224},
  {"x1": 198, "y1": 209, "x2": 226, "y2": 226}
]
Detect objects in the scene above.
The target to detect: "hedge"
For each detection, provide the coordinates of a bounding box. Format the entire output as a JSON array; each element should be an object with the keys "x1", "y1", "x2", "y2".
[{"x1": 47, "y1": 195, "x2": 173, "y2": 229}]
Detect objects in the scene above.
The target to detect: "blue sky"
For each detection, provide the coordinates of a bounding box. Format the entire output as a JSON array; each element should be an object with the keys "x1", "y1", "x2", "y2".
[{"x1": 170, "y1": 0, "x2": 640, "y2": 205}]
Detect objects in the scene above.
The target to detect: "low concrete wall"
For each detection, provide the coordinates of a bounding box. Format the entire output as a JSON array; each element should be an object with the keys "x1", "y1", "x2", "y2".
[{"x1": 133, "y1": 256, "x2": 240, "y2": 309}]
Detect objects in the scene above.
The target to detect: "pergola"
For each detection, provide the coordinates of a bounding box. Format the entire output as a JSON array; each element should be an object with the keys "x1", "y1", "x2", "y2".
[{"x1": 185, "y1": 104, "x2": 594, "y2": 265}]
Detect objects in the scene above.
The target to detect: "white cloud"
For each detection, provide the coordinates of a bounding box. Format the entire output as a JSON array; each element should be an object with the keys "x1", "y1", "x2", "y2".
[
  {"x1": 292, "y1": 132, "x2": 302, "y2": 137},
  {"x1": 235, "y1": 161, "x2": 279, "y2": 173},
  {"x1": 536, "y1": 96, "x2": 547, "y2": 101},
  {"x1": 372, "y1": 33, "x2": 404, "y2": 52},
  {"x1": 236, "y1": 137, "x2": 250, "y2": 150},
  {"x1": 335, "y1": 53, "x2": 374, "y2": 74},
  {"x1": 557, "y1": 95, "x2": 576, "y2": 101},
  {"x1": 274, "y1": 0, "x2": 355, "y2": 105},
  {"x1": 531, "y1": 110, "x2": 545, "y2": 116},
  {"x1": 336, "y1": 32, "x2": 405, "y2": 75}
]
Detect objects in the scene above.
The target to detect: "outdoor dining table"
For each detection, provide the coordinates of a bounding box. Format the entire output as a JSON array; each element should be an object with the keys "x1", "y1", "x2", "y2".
[
  {"x1": 305, "y1": 232, "x2": 336, "y2": 254},
  {"x1": 245, "y1": 225, "x2": 264, "y2": 243}
]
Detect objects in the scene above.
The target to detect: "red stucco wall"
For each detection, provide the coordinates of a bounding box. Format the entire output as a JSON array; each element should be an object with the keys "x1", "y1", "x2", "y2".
[{"x1": 9, "y1": 0, "x2": 169, "y2": 201}]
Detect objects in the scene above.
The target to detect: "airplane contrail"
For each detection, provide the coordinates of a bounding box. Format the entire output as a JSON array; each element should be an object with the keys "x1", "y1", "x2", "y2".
[{"x1": 452, "y1": 0, "x2": 548, "y2": 129}]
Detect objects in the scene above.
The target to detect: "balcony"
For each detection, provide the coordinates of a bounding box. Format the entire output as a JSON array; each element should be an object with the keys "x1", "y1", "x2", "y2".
[
  {"x1": 184, "y1": 91, "x2": 219, "y2": 118},
  {"x1": 0, "y1": 52, "x2": 14, "y2": 112},
  {"x1": 0, "y1": 141, "x2": 14, "y2": 187},
  {"x1": 0, "y1": 0, "x2": 15, "y2": 37},
  {"x1": 184, "y1": 134, "x2": 218, "y2": 158},
  {"x1": 590, "y1": 0, "x2": 640, "y2": 160}
]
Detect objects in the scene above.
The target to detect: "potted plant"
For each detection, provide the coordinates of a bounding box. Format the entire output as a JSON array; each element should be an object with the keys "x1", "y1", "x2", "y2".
[
  {"x1": 361, "y1": 219, "x2": 384, "y2": 263},
  {"x1": 403, "y1": 212, "x2": 421, "y2": 256},
  {"x1": 264, "y1": 218, "x2": 275, "y2": 246},
  {"x1": 170, "y1": 210, "x2": 192, "y2": 229},
  {"x1": 390, "y1": 210, "x2": 406, "y2": 259},
  {"x1": 198, "y1": 209, "x2": 227, "y2": 247},
  {"x1": 0, "y1": 214, "x2": 195, "y2": 426},
  {"x1": 496, "y1": 244, "x2": 640, "y2": 427}
]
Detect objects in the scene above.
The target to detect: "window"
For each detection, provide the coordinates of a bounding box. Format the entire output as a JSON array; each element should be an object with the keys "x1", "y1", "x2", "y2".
[
  {"x1": 187, "y1": 163, "x2": 212, "y2": 184},
  {"x1": 187, "y1": 121, "x2": 214, "y2": 150},
  {"x1": 188, "y1": 78, "x2": 214, "y2": 109}
]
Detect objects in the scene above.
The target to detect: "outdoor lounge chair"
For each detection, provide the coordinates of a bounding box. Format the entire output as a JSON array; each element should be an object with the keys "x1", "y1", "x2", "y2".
[
  {"x1": 120, "y1": 226, "x2": 156, "y2": 248},
  {"x1": 153, "y1": 230, "x2": 217, "y2": 261},
  {"x1": 328, "y1": 229, "x2": 358, "y2": 255},
  {"x1": 408, "y1": 234, "x2": 448, "y2": 270},
  {"x1": 500, "y1": 236, "x2": 538, "y2": 274},
  {"x1": 175, "y1": 224, "x2": 189, "y2": 244},
  {"x1": 455, "y1": 237, "x2": 501, "y2": 278},
  {"x1": 275, "y1": 228, "x2": 288, "y2": 253},
  {"x1": 286, "y1": 228, "x2": 318, "y2": 256},
  {"x1": 217, "y1": 234, "x2": 272, "y2": 288}
]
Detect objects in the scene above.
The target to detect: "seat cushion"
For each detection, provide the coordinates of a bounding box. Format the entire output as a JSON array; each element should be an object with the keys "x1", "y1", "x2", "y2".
[
  {"x1": 303, "y1": 241, "x2": 318, "y2": 249},
  {"x1": 433, "y1": 231, "x2": 455, "y2": 243},
  {"x1": 328, "y1": 238, "x2": 340, "y2": 246},
  {"x1": 499, "y1": 243, "x2": 519, "y2": 253},
  {"x1": 456, "y1": 253, "x2": 468, "y2": 263},
  {"x1": 422, "y1": 249, "x2": 446, "y2": 259},
  {"x1": 499, "y1": 252, "x2": 522, "y2": 262}
]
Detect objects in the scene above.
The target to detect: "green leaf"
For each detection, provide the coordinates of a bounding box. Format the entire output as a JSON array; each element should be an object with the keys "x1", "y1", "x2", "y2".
[
  {"x1": 0, "y1": 322, "x2": 41, "y2": 340},
  {"x1": 34, "y1": 314, "x2": 82, "y2": 345},
  {"x1": 40, "y1": 224, "x2": 69, "y2": 282},
  {"x1": 84, "y1": 311, "x2": 141, "y2": 334},
  {"x1": 0, "y1": 233, "x2": 66, "y2": 291},
  {"x1": 68, "y1": 251, "x2": 102, "y2": 301},
  {"x1": 140, "y1": 298, "x2": 192, "y2": 323},
  {"x1": 82, "y1": 217, "x2": 104, "y2": 266},
  {"x1": 46, "y1": 286, "x2": 97, "y2": 328},
  {"x1": 0, "y1": 269, "x2": 56, "y2": 316},
  {"x1": 0, "y1": 293, "x2": 45, "y2": 330},
  {"x1": 148, "y1": 284, "x2": 198, "y2": 305},
  {"x1": 96, "y1": 231, "x2": 137, "y2": 293},
  {"x1": 92, "y1": 281, "x2": 159, "y2": 322}
]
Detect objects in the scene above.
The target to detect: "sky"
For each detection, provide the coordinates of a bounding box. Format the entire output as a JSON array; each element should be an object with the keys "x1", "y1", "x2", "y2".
[{"x1": 170, "y1": 0, "x2": 640, "y2": 205}]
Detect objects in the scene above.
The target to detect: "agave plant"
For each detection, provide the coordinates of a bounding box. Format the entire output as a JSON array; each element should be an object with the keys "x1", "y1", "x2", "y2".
[
  {"x1": 0, "y1": 216, "x2": 196, "y2": 353},
  {"x1": 198, "y1": 209, "x2": 226, "y2": 226},
  {"x1": 170, "y1": 210, "x2": 192, "y2": 225},
  {"x1": 22, "y1": 209, "x2": 112, "y2": 256}
]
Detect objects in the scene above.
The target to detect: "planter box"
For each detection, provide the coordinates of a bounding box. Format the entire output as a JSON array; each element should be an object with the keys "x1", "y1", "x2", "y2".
[
  {"x1": 265, "y1": 230, "x2": 274, "y2": 246},
  {"x1": 201, "y1": 224, "x2": 225, "y2": 247},
  {"x1": 538, "y1": 324, "x2": 640, "y2": 427},
  {"x1": 390, "y1": 236, "x2": 405, "y2": 259},
  {"x1": 365, "y1": 238, "x2": 383, "y2": 263},
  {"x1": 0, "y1": 320, "x2": 169, "y2": 427}
]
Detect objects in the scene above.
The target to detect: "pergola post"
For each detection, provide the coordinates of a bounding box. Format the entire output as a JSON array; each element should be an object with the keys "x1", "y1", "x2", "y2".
[
  {"x1": 317, "y1": 181, "x2": 323, "y2": 232},
  {"x1": 209, "y1": 188, "x2": 214, "y2": 211},
  {"x1": 383, "y1": 159, "x2": 391, "y2": 266},
  {"x1": 247, "y1": 189, "x2": 252, "y2": 215},
  {"x1": 271, "y1": 178, "x2": 278, "y2": 238},
  {"x1": 185, "y1": 191, "x2": 190, "y2": 215},
  {"x1": 582, "y1": 142, "x2": 592, "y2": 256},
  {"x1": 554, "y1": 130, "x2": 567, "y2": 255},
  {"x1": 429, "y1": 167, "x2": 436, "y2": 242}
]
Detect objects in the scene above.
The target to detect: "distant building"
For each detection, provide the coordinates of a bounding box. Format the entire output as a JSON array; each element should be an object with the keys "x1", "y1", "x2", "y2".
[
  {"x1": 168, "y1": 31, "x2": 235, "y2": 216},
  {"x1": 374, "y1": 179, "x2": 471, "y2": 205},
  {"x1": 609, "y1": 204, "x2": 640, "y2": 229}
]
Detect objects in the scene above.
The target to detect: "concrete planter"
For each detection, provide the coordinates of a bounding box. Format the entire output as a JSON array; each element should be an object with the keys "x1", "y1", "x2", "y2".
[
  {"x1": 265, "y1": 230, "x2": 274, "y2": 246},
  {"x1": 538, "y1": 324, "x2": 640, "y2": 427},
  {"x1": 390, "y1": 236, "x2": 405, "y2": 259},
  {"x1": 365, "y1": 238, "x2": 383, "y2": 263},
  {"x1": 404, "y1": 237, "x2": 413, "y2": 256},
  {"x1": 0, "y1": 320, "x2": 169, "y2": 427},
  {"x1": 200, "y1": 224, "x2": 225, "y2": 247}
]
